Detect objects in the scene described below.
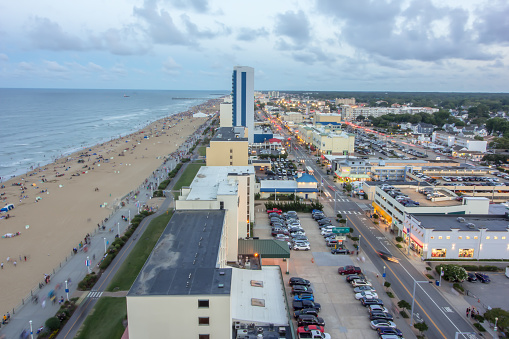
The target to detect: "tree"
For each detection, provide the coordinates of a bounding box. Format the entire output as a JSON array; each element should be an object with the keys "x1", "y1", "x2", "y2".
[
  {"x1": 414, "y1": 321, "x2": 429, "y2": 335},
  {"x1": 474, "y1": 135, "x2": 484, "y2": 141},
  {"x1": 384, "y1": 281, "x2": 391, "y2": 290},
  {"x1": 344, "y1": 183, "x2": 353, "y2": 192},
  {"x1": 484, "y1": 308, "x2": 509, "y2": 330},
  {"x1": 398, "y1": 299, "x2": 412, "y2": 311},
  {"x1": 436, "y1": 264, "x2": 468, "y2": 282}
]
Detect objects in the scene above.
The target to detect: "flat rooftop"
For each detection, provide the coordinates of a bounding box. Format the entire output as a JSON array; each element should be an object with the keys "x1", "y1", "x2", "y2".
[
  {"x1": 186, "y1": 166, "x2": 255, "y2": 201},
  {"x1": 128, "y1": 210, "x2": 231, "y2": 296},
  {"x1": 399, "y1": 187, "x2": 461, "y2": 207},
  {"x1": 212, "y1": 127, "x2": 248, "y2": 141},
  {"x1": 365, "y1": 181, "x2": 431, "y2": 187},
  {"x1": 413, "y1": 214, "x2": 509, "y2": 232}
]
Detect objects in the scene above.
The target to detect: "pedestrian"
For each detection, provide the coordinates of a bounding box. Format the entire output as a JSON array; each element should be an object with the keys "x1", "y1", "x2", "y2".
[
  {"x1": 466, "y1": 308, "x2": 470, "y2": 317},
  {"x1": 13, "y1": 261, "x2": 16, "y2": 267},
  {"x1": 1, "y1": 262, "x2": 3, "y2": 269},
  {"x1": 24, "y1": 256, "x2": 26, "y2": 262}
]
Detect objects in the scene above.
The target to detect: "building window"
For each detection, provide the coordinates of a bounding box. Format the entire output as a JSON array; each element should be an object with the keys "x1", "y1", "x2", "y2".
[
  {"x1": 474, "y1": 236, "x2": 478, "y2": 240},
  {"x1": 430, "y1": 236, "x2": 434, "y2": 240},
  {"x1": 458, "y1": 236, "x2": 462, "y2": 240},
  {"x1": 494, "y1": 236, "x2": 498, "y2": 240},
  {"x1": 438, "y1": 236, "x2": 443, "y2": 240},
  {"x1": 230, "y1": 161, "x2": 233, "y2": 165},
  {"x1": 466, "y1": 236, "x2": 470, "y2": 240},
  {"x1": 486, "y1": 236, "x2": 490, "y2": 240},
  {"x1": 199, "y1": 317, "x2": 210, "y2": 325},
  {"x1": 230, "y1": 155, "x2": 233, "y2": 159},
  {"x1": 199, "y1": 335, "x2": 210, "y2": 339},
  {"x1": 459, "y1": 249, "x2": 474, "y2": 258},
  {"x1": 230, "y1": 149, "x2": 233, "y2": 153},
  {"x1": 198, "y1": 300, "x2": 209, "y2": 308},
  {"x1": 446, "y1": 236, "x2": 450, "y2": 240},
  {"x1": 431, "y1": 249, "x2": 446, "y2": 257}
]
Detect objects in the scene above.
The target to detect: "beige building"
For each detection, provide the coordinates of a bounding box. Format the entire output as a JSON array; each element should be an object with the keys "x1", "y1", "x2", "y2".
[
  {"x1": 206, "y1": 127, "x2": 248, "y2": 166},
  {"x1": 335, "y1": 97, "x2": 356, "y2": 105},
  {"x1": 313, "y1": 112, "x2": 342, "y2": 125},
  {"x1": 311, "y1": 127, "x2": 355, "y2": 155},
  {"x1": 219, "y1": 97, "x2": 233, "y2": 127},
  {"x1": 280, "y1": 112, "x2": 305, "y2": 123},
  {"x1": 176, "y1": 165, "x2": 255, "y2": 260}
]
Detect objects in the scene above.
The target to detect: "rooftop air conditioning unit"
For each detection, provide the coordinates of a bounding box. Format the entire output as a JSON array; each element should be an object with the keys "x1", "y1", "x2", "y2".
[
  {"x1": 457, "y1": 217, "x2": 465, "y2": 223},
  {"x1": 466, "y1": 223, "x2": 476, "y2": 229}
]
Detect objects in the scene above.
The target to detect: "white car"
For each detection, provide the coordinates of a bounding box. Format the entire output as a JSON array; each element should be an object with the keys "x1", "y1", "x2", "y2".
[
  {"x1": 291, "y1": 231, "x2": 306, "y2": 237},
  {"x1": 355, "y1": 291, "x2": 378, "y2": 300},
  {"x1": 321, "y1": 228, "x2": 334, "y2": 235},
  {"x1": 370, "y1": 319, "x2": 397, "y2": 330},
  {"x1": 351, "y1": 279, "x2": 373, "y2": 287},
  {"x1": 293, "y1": 243, "x2": 311, "y2": 251},
  {"x1": 353, "y1": 286, "x2": 376, "y2": 293},
  {"x1": 274, "y1": 234, "x2": 290, "y2": 242}
]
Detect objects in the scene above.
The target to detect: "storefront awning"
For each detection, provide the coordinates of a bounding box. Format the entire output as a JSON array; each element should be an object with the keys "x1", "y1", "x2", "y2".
[{"x1": 238, "y1": 239, "x2": 290, "y2": 259}]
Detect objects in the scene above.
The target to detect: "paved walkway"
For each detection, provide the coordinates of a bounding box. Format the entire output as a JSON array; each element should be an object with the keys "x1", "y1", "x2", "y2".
[{"x1": 0, "y1": 123, "x2": 210, "y2": 339}]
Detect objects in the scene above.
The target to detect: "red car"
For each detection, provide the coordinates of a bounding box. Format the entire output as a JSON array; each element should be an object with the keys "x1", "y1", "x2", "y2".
[
  {"x1": 267, "y1": 208, "x2": 282, "y2": 215},
  {"x1": 297, "y1": 325, "x2": 324, "y2": 333},
  {"x1": 338, "y1": 265, "x2": 362, "y2": 275}
]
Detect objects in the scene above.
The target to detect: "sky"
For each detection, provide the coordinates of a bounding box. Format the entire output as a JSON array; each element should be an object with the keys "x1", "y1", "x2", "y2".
[{"x1": 0, "y1": 0, "x2": 508, "y2": 92}]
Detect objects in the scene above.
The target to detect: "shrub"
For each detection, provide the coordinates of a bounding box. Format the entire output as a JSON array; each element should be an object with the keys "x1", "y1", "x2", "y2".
[
  {"x1": 473, "y1": 314, "x2": 485, "y2": 322},
  {"x1": 384, "y1": 281, "x2": 391, "y2": 290},
  {"x1": 436, "y1": 264, "x2": 468, "y2": 282},
  {"x1": 121, "y1": 236, "x2": 128, "y2": 242},
  {"x1": 386, "y1": 292, "x2": 395, "y2": 298},
  {"x1": 350, "y1": 236, "x2": 359, "y2": 242},
  {"x1": 400, "y1": 310, "x2": 409, "y2": 318},
  {"x1": 425, "y1": 266, "x2": 432, "y2": 271},
  {"x1": 49, "y1": 330, "x2": 60, "y2": 339},
  {"x1": 426, "y1": 274, "x2": 434, "y2": 279},
  {"x1": 125, "y1": 230, "x2": 133, "y2": 237},
  {"x1": 99, "y1": 254, "x2": 116, "y2": 270},
  {"x1": 473, "y1": 323, "x2": 486, "y2": 332},
  {"x1": 396, "y1": 244, "x2": 403, "y2": 248},
  {"x1": 453, "y1": 283, "x2": 464, "y2": 293},
  {"x1": 45, "y1": 317, "x2": 61, "y2": 331},
  {"x1": 77, "y1": 273, "x2": 98, "y2": 291},
  {"x1": 395, "y1": 236, "x2": 404, "y2": 242}
]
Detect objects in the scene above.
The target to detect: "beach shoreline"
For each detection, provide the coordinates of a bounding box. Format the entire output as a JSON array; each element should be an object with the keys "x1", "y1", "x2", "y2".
[{"x1": 0, "y1": 98, "x2": 220, "y2": 312}]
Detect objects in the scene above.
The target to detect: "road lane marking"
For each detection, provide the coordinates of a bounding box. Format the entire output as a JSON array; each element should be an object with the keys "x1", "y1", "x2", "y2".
[{"x1": 346, "y1": 215, "x2": 447, "y2": 339}]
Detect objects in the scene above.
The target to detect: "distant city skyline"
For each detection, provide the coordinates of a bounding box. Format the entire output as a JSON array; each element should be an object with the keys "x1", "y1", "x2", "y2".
[{"x1": 0, "y1": 0, "x2": 508, "y2": 92}]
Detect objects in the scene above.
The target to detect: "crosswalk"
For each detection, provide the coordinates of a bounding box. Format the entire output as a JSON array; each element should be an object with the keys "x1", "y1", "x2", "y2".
[
  {"x1": 328, "y1": 198, "x2": 350, "y2": 202},
  {"x1": 87, "y1": 291, "x2": 103, "y2": 299},
  {"x1": 338, "y1": 210, "x2": 362, "y2": 215}
]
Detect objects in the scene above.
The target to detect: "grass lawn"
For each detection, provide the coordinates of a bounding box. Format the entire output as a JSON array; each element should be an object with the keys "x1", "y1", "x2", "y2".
[
  {"x1": 173, "y1": 163, "x2": 205, "y2": 198},
  {"x1": 197, "y1": 146, "x2": 206, "y2": 156},
  {"x1": 106, "y1": 211, "x2": 173, "y2": 291},
  {"x1": 75, "y1": 297, "x2": 127, "y2": 339}
]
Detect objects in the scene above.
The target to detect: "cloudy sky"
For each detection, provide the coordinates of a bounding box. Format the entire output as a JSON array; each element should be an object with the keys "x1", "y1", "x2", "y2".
[{"x1": 1, "y1": 0, "x2": 508, "y2": 92}]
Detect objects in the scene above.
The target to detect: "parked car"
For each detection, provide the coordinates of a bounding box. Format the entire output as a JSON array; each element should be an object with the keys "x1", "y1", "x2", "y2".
[
  {"x1": 355, "y1": 291, "x2": 378, "y2": 300},
  {"x1": 368, "y1": 305, "x2": 389, "y2": 314},
  {"x1": 467, "y1": 272, "x2": 477, "y2": 282},
  {"x1": 294, "y1": 293, "x2": 315, "y2": 302},
  {"x1": 353, "y1": 286, "x2": 375, "y2": 293},
  {"x1": 351, "y1": 279, "x2": 373, "y2": 287},
  {"x1": 475, "y1": 272, "x2": 491, "y2": 283},
  {"x1": 275, "y1": 234, "x2": 290, "y2": 242},
  {"x1": 369, "y1": 311, "x2": 394, "y2": 321},
  {"x1": 346, "y1": 274, "x2": 364, "y2": 283},
  {"x1": 331, "y1": 248, "x2": 350, "y2": 255},
  {"x1": 297, "y1": 315, "x2": 325, "y2": 327},
  {"x1": 294, "y1": 243, "x2": 311, "y2": 251},
  {"x1": 338, "y1": 265, "x2": 362, "y2": 275},
  {"x1": 370, "y1": 319, "x2": 397, "y2": 330},
  {"x1": 376, "y1": 327, "x2": 403, "y2": 337},
  {"x1": 325, "y1": 239, "x2": 340, "y2": 247},
  {"x1": 289, "y1": 277, "x2": 311, "y2": 287},
  {"x1": 360, "y1": 298, "x2": 384, "y2": 307},
  {"x1": 293, "y1": 300, "x2": 321, "y2": 312},
  {"x1": 292, "y1": 285, "x2": 313, "y2": 295}
]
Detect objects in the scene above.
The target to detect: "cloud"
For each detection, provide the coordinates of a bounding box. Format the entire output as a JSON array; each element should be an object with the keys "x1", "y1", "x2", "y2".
[
  {"x1": 475, "y1": 0, "x2": 509, "y2": 44},
  {"x1": 43, "y1": 60, "x2": 69, "y2": 72},
  {"x1": 162, "y1": 57, "x2": 182, "y2": 75},
  {"x1": 181, "y1": 14, "x2": 230, "y2": 39},
  {"x1": 87, "y1": 62, "x2": 104, "y2": 72},
  {"x1": 316, "y1": 0, "x2": 497, "y2": 62},
  {"x1": 0, "y1": 53, "x2": 8, "y2": 62},
  {"x1": 18, "y1": 62, "x2": 35, "y2": 71},
  {"x1": 236, "y1": 27, "x2": 269, "y2": 41},
  {"x1": 27, "y1": 17, "x2": 85, "y2": 51},
  {"x1": 274, "y1": 10, "x2": 311, "y2": 48},
  {"x1": 168, "y1": 0, "x2": 210, "y2": 13}
]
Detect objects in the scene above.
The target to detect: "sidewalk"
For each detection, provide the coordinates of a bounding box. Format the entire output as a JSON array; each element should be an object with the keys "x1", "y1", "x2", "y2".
[{"x1": 0, "y1": 126, "x2": 209, "y2": 338}]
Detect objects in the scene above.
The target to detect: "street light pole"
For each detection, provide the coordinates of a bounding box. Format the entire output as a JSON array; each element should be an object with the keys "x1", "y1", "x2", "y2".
[
  {"x1": 117, "y1": 222, "x2": 120, "y2": 236},
  {"x1": 358, "y1": 234, "x2": 362, "y2": 252},
  {"x1": 29, "y1": 320, "x2": 33, "y2": 339},
  {"x1": 65, "y1": 280, "x2": 69, "y2": 301},
  {"x1": 495, "y1": 317, "x2": 498, "y2": 332},
  {"x1": 439, "y1": 267, "x2": 443, "y2": 287},
  {"x1": 103, "y1": 237, "x2": 107, "y2": 253},
  {"x1": 410, "y1": 280, "x2": 432, "y2": 326},
  {"x1": 383, "y1": 266, "x2": 386, "y2": 283}
]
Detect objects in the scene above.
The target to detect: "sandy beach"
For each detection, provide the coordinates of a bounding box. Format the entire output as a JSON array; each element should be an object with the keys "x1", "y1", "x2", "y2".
[{"x1": 0, "y1": 100, "x2": 219, "y2": 312}]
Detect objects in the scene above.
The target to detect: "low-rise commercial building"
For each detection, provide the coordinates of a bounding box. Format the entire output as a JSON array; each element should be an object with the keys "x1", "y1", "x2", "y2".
[
  {"x1": 432, "y1": 131, "x2": 487, "y2": 153},
  {"x1": 406, "y1": 214, "x2": 509, "y2": 260},
  {"x1": 310, "y1": 127, "x2": 355, "y2": 156},
  {"x1": 341, "y1": 105, "x2": 438, "y2": 121}
]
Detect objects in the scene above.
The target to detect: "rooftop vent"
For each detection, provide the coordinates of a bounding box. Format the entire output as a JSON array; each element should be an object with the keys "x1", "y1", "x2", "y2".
[
  {"x1": 219, "y1": 271, "x2": 225, "y2": 276},
  {"x1": 218, "y1": 283, "x2": 224, "y2": 288},
  {"x1": 466, "y1": 223, "x2": 476, "y2": 229},
  {"x1": 457, "y1": 217, "x2": 465, "y2": 223}
]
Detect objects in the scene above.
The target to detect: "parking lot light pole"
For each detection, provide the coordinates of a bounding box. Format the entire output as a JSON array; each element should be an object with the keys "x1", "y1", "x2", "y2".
[
  {"x1": 358, "y1": 234, "x2": 361, "y2": 252},
  {"x1": 495, "y1": 317, "x2": 498, "y2": 332},
  {"x1": 29, "y1": 320, "x2": 33, "y2": 339},
  {"x1": 383, "y1": 266, "x2": 386, "y2": 282},
  {"x1": 410, "y1": 280, "x2": 432, "y2": 326}
]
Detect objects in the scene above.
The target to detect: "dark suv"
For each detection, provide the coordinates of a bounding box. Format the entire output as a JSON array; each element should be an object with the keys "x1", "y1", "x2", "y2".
[{"x1": 297, "y1": 315, "x2": 325, "y2": 327}]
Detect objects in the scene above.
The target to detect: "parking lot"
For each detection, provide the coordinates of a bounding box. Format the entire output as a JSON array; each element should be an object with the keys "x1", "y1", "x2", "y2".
[
  {"x1": 255, "y1": 206, "x2": 411, "y2": 338},
  {"x1": 461, "y1": 271, "x2": 509, "y2": 311}
]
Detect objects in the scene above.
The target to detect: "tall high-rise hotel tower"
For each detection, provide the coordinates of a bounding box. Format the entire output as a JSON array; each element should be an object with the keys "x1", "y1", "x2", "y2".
[{"x1": 231, "y1": 66, "x2": 254, "y2": 143}]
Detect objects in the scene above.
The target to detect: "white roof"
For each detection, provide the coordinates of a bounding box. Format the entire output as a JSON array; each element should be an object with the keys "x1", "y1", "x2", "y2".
[
  {"x1": 231, "y1": 267, "x2": 289, "y2": 326},
  {"x1": 260, "y1": 180, "x2": 298, "y2": 190},
  {"x1": 187, "y1": 166, "x2": 255, "y2": 201}
]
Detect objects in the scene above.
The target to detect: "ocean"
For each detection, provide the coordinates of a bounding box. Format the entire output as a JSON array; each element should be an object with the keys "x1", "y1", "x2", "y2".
[{"x1": 0, "y1": 88, "x2": 228, "y2": 180}]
